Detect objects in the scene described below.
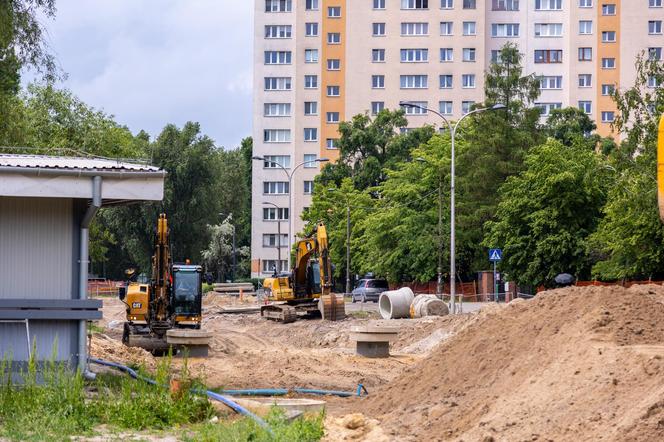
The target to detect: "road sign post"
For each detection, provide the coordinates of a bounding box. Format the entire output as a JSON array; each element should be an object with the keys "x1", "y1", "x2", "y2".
[{"x1": 489, "y1": 249, "x2": 502, "y2": 302}]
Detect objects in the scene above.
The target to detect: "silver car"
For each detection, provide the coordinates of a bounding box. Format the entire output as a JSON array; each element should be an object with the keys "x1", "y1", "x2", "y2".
[{"x1": 351, "y1": 279, "x2": 389, "y2": 303}]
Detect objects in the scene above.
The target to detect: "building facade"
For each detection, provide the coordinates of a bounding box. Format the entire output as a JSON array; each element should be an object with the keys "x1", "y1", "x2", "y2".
[{"x1": 252, "y1": 0, "x2": 664, "y2": 277}]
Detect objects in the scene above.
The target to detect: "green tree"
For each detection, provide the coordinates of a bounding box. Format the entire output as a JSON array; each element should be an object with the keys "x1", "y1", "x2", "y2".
[
  {"x1": 484, "y1": 139, "x2": 609, "y2": 287},
  {"x1": 201, "y1": 217, "x2": 249, "y2": 282},
  {"x1": 546, "y1": 107, "x2": 598, "y2": 147}
]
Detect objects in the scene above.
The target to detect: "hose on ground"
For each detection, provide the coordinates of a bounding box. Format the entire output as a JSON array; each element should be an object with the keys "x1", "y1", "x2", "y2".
[
  {"x1": 219, "y1": 384, "x2": 368, "y2": 398},
  {"x1": 88, "y1": 358, "x2": 272, "y2": 434}
]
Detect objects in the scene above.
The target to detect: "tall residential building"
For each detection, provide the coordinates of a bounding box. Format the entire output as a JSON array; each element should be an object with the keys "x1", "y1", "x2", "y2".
[{"x1": 251, "y1": 0, "x2": 664, "y2": 277}]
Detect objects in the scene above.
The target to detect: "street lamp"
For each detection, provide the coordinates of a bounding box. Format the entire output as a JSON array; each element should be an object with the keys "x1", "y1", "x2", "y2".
[
  {"x1": 262, "y1": 201, "x2": 283, "y2": 273},
  {"x1": 253, "y1": 156, "x2": 330, "y2": 269},
  {"x1": 328, "y1": 188, "x2": 352, "y2": 295},
  {"x1": 400, "y1": 101, "x2": 506, "y2": 314}
]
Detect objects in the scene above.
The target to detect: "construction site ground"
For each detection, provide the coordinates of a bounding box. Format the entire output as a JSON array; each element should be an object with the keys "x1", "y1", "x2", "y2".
[{"x1": 91, "y1": 285, "x2": 664, "y2": 441}]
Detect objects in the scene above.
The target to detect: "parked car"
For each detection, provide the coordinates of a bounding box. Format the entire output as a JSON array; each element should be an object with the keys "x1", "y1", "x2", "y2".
[{"x1": 351, "y1": 278, "x2": 389, "y2": 303}]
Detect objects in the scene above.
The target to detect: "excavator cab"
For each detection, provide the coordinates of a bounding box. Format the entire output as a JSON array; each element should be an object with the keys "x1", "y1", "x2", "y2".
[{"x1": 171, "y1": 264, "x2": 203, "y2": 328}]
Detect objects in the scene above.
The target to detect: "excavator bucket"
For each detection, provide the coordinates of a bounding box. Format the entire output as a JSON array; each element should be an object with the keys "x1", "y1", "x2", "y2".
[{"x1": 319, "y1": 294, "x2": 346, "y2": 321}]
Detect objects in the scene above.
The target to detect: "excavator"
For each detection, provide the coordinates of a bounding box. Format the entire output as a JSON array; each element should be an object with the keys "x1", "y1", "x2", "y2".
[
  {"x1": 261, "y1": 221, "x2": 346, "y2": 323},
  {"x1": 119, "y1": 214, "x2": 207, "y2": 353}
]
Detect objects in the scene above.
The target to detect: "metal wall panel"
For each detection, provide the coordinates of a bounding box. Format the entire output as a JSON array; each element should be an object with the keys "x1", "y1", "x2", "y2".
[
  {"x1": 0, "y1": 321, "x2": 76, "y2": 363},
  {"x1": 0, "y1": 197, "x2": 73, "y2": 300}
]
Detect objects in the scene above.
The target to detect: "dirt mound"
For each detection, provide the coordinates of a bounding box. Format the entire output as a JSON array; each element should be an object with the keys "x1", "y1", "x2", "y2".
[
  {"x1": 90, "y1": 334, "x2": 156, "y2": 369},
  {"x1": 361, "y1": 285, "x2": 664, "y2": 441}
]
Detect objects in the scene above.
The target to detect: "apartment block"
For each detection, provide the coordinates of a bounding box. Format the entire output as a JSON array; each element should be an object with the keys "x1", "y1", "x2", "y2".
[{"x1": 251, "y1": 0, "x2": 664, "y2": 277}]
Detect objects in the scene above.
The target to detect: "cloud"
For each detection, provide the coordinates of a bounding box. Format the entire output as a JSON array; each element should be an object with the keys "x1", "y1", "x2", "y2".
[{"x1": 35, "y1": 0, "x2": 253, "y2": 149}]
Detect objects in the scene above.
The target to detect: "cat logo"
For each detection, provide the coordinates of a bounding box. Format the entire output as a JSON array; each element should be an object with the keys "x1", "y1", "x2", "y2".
[{"x1": 132, "y1": 302, "x2": 142, "y2": 309}]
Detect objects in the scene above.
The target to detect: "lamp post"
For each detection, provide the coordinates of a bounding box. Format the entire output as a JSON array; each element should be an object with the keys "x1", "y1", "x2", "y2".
[
  {"x1": 262, "y1": 201, "x2": 283, "y2": 273},
  {"x1": 252, "y1": 156, "x2": 330, "y2": 270},
  {"x1": 400, "y1": 101, "x2": 506, "y2": 313},
  {"x1": 328, "y1": 188, "x2": 352, "y2": 295}
]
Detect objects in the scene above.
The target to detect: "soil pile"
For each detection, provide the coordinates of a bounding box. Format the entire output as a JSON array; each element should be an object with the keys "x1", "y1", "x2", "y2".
[
  {"x1": 90, "y1": 334, "x2": 156, "y2": 369},
  {"x1": 362, "y1": 285, "x2": 664, "y2": 442}
]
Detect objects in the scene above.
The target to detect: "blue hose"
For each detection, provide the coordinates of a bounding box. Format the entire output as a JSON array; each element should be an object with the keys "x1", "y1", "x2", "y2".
[
  {"x1": 220, "y1": 384, "x2": 368, "y2": 398},
  {"x1": 88, "y1": 358, "x2": 272, "y2": 434}
]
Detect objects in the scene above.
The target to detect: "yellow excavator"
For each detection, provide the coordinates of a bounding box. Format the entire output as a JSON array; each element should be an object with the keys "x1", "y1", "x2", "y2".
[
  {"x1": 119, "y1": 214, "x2": 205, "y2": 352},
  {"x1": 261, "y1": 221, "x2": 345, "y2": 323}
]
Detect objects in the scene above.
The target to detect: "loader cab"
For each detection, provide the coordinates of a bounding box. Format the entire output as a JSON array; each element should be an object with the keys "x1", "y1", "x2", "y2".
[{"x1": 171, "y1": 264, "x2": 203, "y2": 318}]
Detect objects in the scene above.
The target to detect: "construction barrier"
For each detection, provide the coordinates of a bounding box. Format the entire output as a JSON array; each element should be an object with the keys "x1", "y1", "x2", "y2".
[{"x1": 87, "y1": 280, "x2": 122, "y2": 297}]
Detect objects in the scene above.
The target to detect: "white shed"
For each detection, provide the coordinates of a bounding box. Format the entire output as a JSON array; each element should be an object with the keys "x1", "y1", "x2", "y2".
[{"x1": 0, "y1": 154, "x2": 165, "y2": 377}]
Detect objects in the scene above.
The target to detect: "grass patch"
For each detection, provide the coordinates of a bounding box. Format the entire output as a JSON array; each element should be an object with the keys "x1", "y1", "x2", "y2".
[{"x1": 87, "y1": 322, "x2": 105, "y2": 334}]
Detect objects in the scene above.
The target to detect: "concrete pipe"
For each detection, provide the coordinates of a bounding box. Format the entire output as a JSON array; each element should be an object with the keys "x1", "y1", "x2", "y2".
[
  {"x1": 411, "y1": 295, "x2": 449, "y2": 318},
  {"x1": 379, "y1": 287, "x2": 415, "y2": 319}
]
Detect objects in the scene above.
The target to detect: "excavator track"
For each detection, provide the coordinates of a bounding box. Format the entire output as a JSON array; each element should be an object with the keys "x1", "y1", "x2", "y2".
[{"x1": 260, "y1": 304, "x2": 298, "y2": 323}]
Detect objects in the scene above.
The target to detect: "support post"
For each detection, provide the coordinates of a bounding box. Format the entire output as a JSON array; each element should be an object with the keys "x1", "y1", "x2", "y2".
[{"x1": 346, "y1": 204, "x2": 351, "y2": 295}]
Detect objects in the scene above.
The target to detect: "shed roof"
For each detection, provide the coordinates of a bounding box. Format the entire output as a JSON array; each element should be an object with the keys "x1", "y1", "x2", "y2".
[{"x1": 0, "y1": 154, "x2": 160, "y2": 172}]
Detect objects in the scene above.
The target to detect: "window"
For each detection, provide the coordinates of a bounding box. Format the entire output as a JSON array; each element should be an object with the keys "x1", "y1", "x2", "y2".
[
  {"x1": 602, "y1": 57, "x2": 615, "y2": 68},
  {"x1": 650, "y1": 47, "x2": 662, "y2": 60},
  {"x1": 265, "y1": 25, "x2": 292, "y2": 38},
  {"x1": 492, "y1": 0, "x2": 519, "y2": 10},
  {"x1": 648, "y1": 76, "x2": 659, "y2": 88},
  {"x1": 304, "y1": 154, "x2": 317, "y2": 167},
  {"x1": 305, "y1": 0, "x2": 319, "y2": 10},
  {"x1": 650, "y1": 21, "x2": 663, "y2": 34},
  {"x1": 264, "y1": 103, "x2": 291, "y2": 116},
  {"x1": 439, "y1": 74, "x2": 453, "y2": 88},
  {"x1": 326, "y1": 112, "x2": 340, "y2": 123},
  {"x1": 578, "y1": 47, "x2": 592, "y2": 61},
  {"x1": 462, "y1": 74, "x2": 476, "y2": 88},
  {"x1": 400, "y1": 75, "x2": 428, "y2": 88},
  {"x1": 535, "y1": 49, "x2": 563, "y2": 63},
  {"x1": 263, "y1": 181, "x2": 289, "y2": 194},
  {"x1": 601, "y1": 111, "x2": 615, "y2": 122},
  {"x1": 304, "y1": 75, "x2": 318, "y2": 89},
  {"x1": 539, "y1": 76, "x2": 562, "y2": 89},
  {"x1": 401, "y1": 0, "x2": 429, "y2": 8},
  {"x1": 372, "y1": 75, "x2": 385, "y2": 88},
  {"x1": 439, "y1": 101, "x2": 453, "y2": 115},
  {"x1": 262, "y1": 260, "x2": 288, "y2": 274},
  {"x1": 579, "y1": 21, "x2": 593, "y2": 35},
  {"x1": 327, "y1": 32, "x2": 341, "y2": 44},
  {"x1": 578, "y1": 101, "x2": 592, "y2": 114},
  {"x1": 535, "y1": 0, "x2": 562, "y2": 9},
  {"x1": 264, "y1": 77, "x2": 291, "y2": 91},
  {"x1": 328, "y1": 6, "x2": 341, "y2": 17},
  {"x1": 602, "y1": 4, "x2": 616, "y2": 15},
  {"x1": 440, "y1": 22, "x2": 453, "y2": 35},
  {"x1": 304, "y1": 127, "x2": 318, "y2": 141},
  {"x1": 372, "y1": 49, "x2": 386, "y2": 62},
  {"x1": 601, "y1": 84, "x2": 615, "y2": 95},
  {"x1": 373, "y1": 0, "x2": 386, "y2": 8},
  {"x1": 326, "y1": 138, "x2": 339, "y2": 149},
  {"x1": 440, "y1": 48, "x2": 453, "y2": 61},
  {"x1": 578, "y1": 74, "x2": 592, "y2": 87},
  {"x1": 371, "y1": 101, "x2": 385, "y2": 115},
  {"x1": 492, "y1": 23, "x2": 520, "y2": 37},
  {"x1": 304, "y1": 101, "x2": 318, "y2": 115},
  {"x1": 462, "y1": 101, "x2": 475, "y2": 114},
  {"x1": 305, "y1": 49, "x2": 318, "y2": 63},
  {"x1": 441, "y1": 0, "x2": 453, "y2": 8},
  {"x1": 264, "y1": 129, "x2": 291, "y2": 143},
  {"x1": 650, "y1": 0, "x2": 662, "y2": 7},
  {"x1": 463, "y1": 0, "x2": 476, "y2": 8},
  {"x1": 491, "y1": 50, "x2": 502, "y2": 63},
  {"x1": 263, "y1": 155, "x2": 290, "y2": 168},
  {"x1": 264, "y1": 51, "x2": 292, "y2": 64},
  {"x1": 401, "y1": 22, "x2": 429, "y2": 35},
  {"x1": 402, "y1": 101, "x2": 428, "y2": 114},
  {"x1": 401, "y1": 48, "x2": 429, "y2": 62},
  {"x1": 463, "y1": 48, "x2": 476, "y2": 61},
  {"x1": 373, "y1": 22, "x2": 386, "y2": 36},
  {"x1": 304, "y1": 181, "x2": 314, "y2": 195},
  {"x1": 536, "y1": 23, "x2": 563, "y2": 37},
  {"x1": 602, "y1": 31, "x2": 616, "y2": 42},
  {"x1": 327, "y1": 59, "x2": 341, "y2": 70},
  {"x1": 463, "y1": 22, "x2": 476, "y2": 35},
  {"x1": 263, "y1": 234, "x2": 288, "y2": 248},
  {"x1": 265, "y1": 0, "x2": 292, "y2": 12},
  {"x1": 263, "y1": 207, "x2": 289, "y2": 221},
  {"x1": 305, "y1": 23, "x2": 319, "y2": 36},
  {"x1": 327, "y1": 85, "x2": 340, "y2": 96},
  {"x1": 536, "y1": 102, "x2": 562, "y2": 116},
  {"x1": 579, "y1": 0, "x2": 592, "y2": 6}
]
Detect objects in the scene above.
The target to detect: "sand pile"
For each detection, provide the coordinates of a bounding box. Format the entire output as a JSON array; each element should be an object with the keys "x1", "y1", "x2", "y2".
[
  {"x1": 90, "y1": 334, "x2": 156, "y2": 369},
  {"x1": 361, "y1": 285, "x2": 664, "y2": 442}
]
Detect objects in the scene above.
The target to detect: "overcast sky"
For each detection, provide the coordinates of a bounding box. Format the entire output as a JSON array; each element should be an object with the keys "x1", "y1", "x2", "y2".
[{"x1": 34, "y1": 1, "x2": 253, "y2": 149}]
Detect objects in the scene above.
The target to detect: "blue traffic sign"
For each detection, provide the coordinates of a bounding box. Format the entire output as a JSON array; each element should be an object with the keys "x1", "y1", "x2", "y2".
[{"x1": 489, "y1": 248, "x2": 502, "y2": 262}]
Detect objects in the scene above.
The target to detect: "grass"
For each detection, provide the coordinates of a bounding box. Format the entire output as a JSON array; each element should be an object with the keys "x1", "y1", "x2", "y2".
[{"x1": 0, "y1": 352, "x2": 325, "y2": 441}]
